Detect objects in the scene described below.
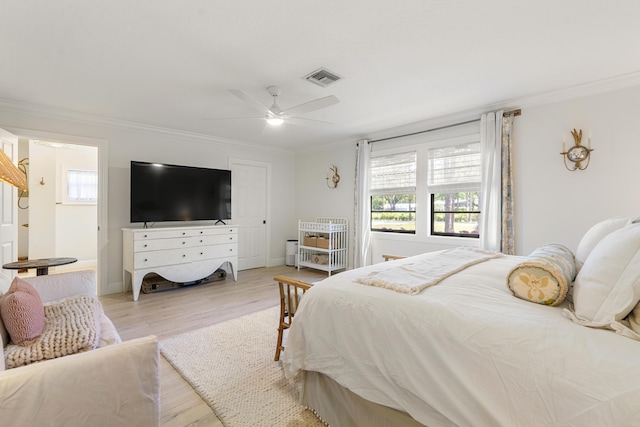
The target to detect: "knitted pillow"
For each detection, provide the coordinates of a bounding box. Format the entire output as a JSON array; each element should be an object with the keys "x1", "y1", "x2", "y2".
[
  {"x1": 0, "y1": 301, "x2": 9, "y2": 348},
  {"x1": 0, "y1": 277, "x2": 45, "y2": 346}
]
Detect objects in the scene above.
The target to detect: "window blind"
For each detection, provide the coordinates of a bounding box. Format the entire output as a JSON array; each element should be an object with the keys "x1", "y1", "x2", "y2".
[
  {"x1": 370, "y1": 151, "x2": 416, "y2": 196},
  {"x1": 427, "y1": 142, "x2": 481, "y2": 194}
]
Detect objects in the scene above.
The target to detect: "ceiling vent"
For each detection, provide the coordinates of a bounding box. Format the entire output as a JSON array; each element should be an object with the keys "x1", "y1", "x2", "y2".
[{"x1": 303, "y1": 68, "x2": 342, "y2": 87}]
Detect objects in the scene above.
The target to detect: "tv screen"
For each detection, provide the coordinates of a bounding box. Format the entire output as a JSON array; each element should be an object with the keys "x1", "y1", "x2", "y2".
[{"x1": 130, "y1": 161, "x2": 231, "y2": 223}]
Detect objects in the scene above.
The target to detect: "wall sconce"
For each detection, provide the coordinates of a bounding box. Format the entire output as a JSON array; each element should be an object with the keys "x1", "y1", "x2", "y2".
[
  {"x1": 325, "y1": 165, "x2": 340, "y2": 188},
  {"x1": 560, "y1": 128, "x2": 593, "y2": 171}
]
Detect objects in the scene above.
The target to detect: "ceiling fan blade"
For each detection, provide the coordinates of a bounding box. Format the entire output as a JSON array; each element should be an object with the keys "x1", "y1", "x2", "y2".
[
  {"x1": 286, "y1": 116, "x2": 333, "y2": 127},
  {"x1": 202, "y1": 116, "x2": 264, "y2": 121},
  {"x1": 229, "y1": 89, "x2": 270, "y2": 114},
  {"x1": 285, "y1": 95, "x2": 339, "y2": 115}
]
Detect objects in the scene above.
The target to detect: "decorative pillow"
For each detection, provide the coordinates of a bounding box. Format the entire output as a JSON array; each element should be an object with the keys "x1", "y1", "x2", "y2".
[
  {"x1": 575, "y1": 216, "x2": 631, "y2": 267},
  {"x1": 506, "y1": 243, "x2": 576, "y2": 306},
  {"x1": 566, "y1": 222, "x2": 640, "y2": 328},
  {"x1": 0, "y1": 278, "x2": 45, "y2": 346}
]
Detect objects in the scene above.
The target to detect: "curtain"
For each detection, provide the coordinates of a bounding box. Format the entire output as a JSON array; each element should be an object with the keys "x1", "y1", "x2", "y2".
[
  {"x1": 480, "y1": 110, "x2": 516, "y2": 253},
  {"x1": 354, "y1": 140, "x2": 371, "y2": 268},
  {"x1": 501, "y1": 114, "x2": 515, "y2": 255},
  {"x1": 479, "y1": 111, "x2": 503, "y2": 252}
]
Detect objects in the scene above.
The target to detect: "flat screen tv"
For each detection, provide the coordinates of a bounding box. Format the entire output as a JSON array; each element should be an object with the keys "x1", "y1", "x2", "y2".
[{"x1": 130, "y1": 161, "x2": 231, "y2": 224}]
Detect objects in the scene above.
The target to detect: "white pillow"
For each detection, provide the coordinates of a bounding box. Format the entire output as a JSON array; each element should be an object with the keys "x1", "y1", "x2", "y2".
[
  {"x1": 575, "y1": 216, "x2": 631, "y2": 266},
  {"x1": 569, "y1": 222, "x2": 640, "y2": 328}
]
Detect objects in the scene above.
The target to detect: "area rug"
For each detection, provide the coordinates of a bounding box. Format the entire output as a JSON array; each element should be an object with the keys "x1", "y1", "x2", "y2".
[{"x1": 160, "y1": 306, "x2": 326, "y2": 427}]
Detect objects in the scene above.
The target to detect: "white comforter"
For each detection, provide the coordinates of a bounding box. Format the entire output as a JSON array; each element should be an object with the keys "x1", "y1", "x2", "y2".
[{"x1": 282, "y1": 252, "x2": 640, "y2": 427}]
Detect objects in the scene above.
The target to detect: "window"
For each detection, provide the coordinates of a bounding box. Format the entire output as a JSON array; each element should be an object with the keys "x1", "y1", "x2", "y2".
[
  {"x1": 370, "y1": 151, "x2": 416, "y2": 233},
  {"x1": 65, "y1": 169, "x2": 97, "y2": 203},
  {"x1": 427, "y1": 142, "x2": 481, "y2": 238}
]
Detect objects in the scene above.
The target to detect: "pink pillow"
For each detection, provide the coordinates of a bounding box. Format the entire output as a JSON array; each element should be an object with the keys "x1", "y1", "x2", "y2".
[{"x1": 0, "y1": 277, "x2": 45, "y2": 346}]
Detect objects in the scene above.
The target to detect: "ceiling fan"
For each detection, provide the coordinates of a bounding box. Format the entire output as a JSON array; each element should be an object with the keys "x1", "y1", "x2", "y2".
[{"x1": 227, "y1": 86, "x2": 339, "y2": 127}]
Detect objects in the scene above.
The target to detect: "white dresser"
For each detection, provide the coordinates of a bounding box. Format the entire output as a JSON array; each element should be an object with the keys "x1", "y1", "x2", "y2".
[{"x1": 122, "y1": 225, "x2": 238, "y2": 301}]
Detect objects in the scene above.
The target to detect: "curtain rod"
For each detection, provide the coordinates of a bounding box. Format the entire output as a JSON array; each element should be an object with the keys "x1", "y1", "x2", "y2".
[{"x1": 368, "y1": 109, "x2": 521, "y2": 144}]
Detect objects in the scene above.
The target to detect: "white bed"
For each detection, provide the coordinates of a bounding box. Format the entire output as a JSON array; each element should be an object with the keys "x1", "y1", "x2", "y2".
[{"x1": 282, "y1": 220, "x2": 640, "y2": 427}]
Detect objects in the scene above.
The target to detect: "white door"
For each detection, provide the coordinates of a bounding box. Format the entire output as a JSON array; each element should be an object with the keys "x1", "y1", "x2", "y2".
[
  {"x1": 0, "y1": 129, "x2": 21, "y2": 292},
  {"x1": 230, "y1": 159, "x2": 269, "y2": 270}
]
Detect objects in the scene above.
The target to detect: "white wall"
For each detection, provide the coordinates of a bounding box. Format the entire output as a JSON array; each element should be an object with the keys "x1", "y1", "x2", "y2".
[
  {"x1": 514, "y1": 86, "x2": 640, "y2": 255},
  {"x1": 0, "y1": 108, "x2": 298, "y2": 294},
  {"x1": 295, "y1": 85, "x2": 640, "y2": 262},
  {"x1": 294, "y1": 145, "x2": 356, "y2": 267},
  {"x1": 28, "y1": 142, "x2": 57, "y2": 258}
]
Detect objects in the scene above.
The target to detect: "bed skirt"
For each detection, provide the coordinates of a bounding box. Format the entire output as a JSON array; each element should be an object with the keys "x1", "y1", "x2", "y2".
[{"x1": 302, "y1": 371, "x2": 426, "y2": 427}]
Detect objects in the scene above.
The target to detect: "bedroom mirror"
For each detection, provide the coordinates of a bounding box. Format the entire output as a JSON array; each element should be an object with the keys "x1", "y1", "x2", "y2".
[{"x1": 560, "y1": 128, "x2": 594, "y2": 171}]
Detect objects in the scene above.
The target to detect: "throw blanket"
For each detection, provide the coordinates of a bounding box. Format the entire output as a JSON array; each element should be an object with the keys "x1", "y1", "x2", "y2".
[
  {"x1": 356, "y1": 248, "x2": 501, "y2": 295},
  {"x1": 5, "y1": 295, "x2": 103, "y2": 369}
]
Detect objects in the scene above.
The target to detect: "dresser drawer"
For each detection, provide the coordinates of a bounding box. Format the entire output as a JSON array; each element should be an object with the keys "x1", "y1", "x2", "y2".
[
  {"x1": 133, "y1": 243, "x2": 236, "y2": 268},
  {"x1": 134, "y1": 236, "x2": 194, "y2": 252},
  {"x1": 133, "y1": 229, "x2": 196, "y2": 240},
  {"x1": 133, "y1": 226, "x2": 237, "y2": 241}
]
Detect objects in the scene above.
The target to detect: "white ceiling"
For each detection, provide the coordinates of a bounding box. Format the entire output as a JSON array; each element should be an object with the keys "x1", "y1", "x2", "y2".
[{"x1": 2, "y1": 1, "x2": 640, "y2": 151}]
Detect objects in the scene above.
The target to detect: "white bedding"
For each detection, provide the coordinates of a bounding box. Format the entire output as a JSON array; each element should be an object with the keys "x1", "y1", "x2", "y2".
[{"x1": 282, "y1": 252, "x2": 640, "y2": 427}]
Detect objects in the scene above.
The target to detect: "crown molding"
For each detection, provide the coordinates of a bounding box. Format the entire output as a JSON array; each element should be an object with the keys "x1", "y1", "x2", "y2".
[
  {"x1": 498, "y1": 70, "x2": 640, "y2": 110},
  {"x1": 0, "y1": 97, "x2": 291, "y2": 154},
  {"x1": 361, "y1": 70, "x2": 640, "y2": 144}
]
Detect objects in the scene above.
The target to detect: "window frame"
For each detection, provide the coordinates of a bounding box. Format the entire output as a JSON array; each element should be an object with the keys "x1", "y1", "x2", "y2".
[
  {"x1": 369, "y1": 151, "x2": 417, "y2": 234},
  {"x1": 368, "y1": 132, "x2": 481, "y2": 240},
  {"x1": 429, "y1": 193, "x2": 480, "y2": 238},
  {"x1": 62, "y1": 167, "x2": 98, "y2": 205}
]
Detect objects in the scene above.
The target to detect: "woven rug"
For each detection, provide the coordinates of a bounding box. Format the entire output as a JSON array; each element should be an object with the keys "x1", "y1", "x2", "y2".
[{"x1": 160, "y1": 306, "x2": 325, "y2": 427}]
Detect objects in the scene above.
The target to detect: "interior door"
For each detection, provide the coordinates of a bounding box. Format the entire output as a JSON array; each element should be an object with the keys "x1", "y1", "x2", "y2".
[
  {"x1": 0, "y1": 129, "x2": 21, "y2": 292},
  {"x1": 230, "y1": 159, "x2": 269, "y2": 270}
]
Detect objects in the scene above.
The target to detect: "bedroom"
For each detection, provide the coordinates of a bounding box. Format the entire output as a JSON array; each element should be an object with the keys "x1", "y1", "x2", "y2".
[{"x1": 0, "y1": 1, "x2": 640, "y2": 426}]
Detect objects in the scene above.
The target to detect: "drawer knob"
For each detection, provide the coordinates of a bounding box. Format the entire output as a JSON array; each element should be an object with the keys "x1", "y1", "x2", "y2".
[
  {"x1": 182, "y1": 254, "x2": 186, "y2": 257},
  {"x1": 200, "y1": 231, "x2": 204, "y2": 234},
  {"x1": 144, "y1": 234, "x2": 148, "y2": 238},
  {"x1": 144, "y1": 244, "x2": 147, "y2": 248},
  {"x1": 200, "y1": 239, "x2": 203, "y2": 243},
  {"x1": 182, "y1": 241, "x2": 186, "y2": 245},
  {"x1": 144, "y1": 258, "x2": 148, "y2": 262},
  {"x1": 182, "y1": 232, "x2": 186, "y2": 235},
  {"x1": 200, "y1": 252, "x2": 203, "y2": 255}
]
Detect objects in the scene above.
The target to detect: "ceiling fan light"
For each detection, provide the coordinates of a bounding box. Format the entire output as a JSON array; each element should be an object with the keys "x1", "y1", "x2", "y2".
[{"x1": 266, "y1": 117, "x2": 284, "y2": 126}]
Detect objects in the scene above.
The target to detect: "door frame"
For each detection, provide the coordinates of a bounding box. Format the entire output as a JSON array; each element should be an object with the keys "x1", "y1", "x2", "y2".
[
  {"x1": 228, "y1": 157, "x2": 271, "y2": 268},
  {"x1": 3, "y1": 126, "x2": 109, "y2": 295}
]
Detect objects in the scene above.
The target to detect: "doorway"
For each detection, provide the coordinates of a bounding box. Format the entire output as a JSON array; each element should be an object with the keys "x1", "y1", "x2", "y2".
[
  {"x1": 18, "y1": 140, "x2": 98, "y2": 273},
  {"x1": 6, "y1": 128, "x2": 109, "y2": 295}
]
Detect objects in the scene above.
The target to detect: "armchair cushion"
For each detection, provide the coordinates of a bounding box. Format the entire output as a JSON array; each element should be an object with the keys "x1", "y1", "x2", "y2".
[
  {"x1": 0, "y1": 335, "x2": 160, "y2": 426},
  {"x1": 23, "y1": 270, "x2": 96, "y2": 303}
]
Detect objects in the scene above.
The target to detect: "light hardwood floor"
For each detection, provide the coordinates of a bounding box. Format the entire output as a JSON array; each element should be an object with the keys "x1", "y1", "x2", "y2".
[{"x1": 99, "y1": 265, "x2": 327, "y2": 427}]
